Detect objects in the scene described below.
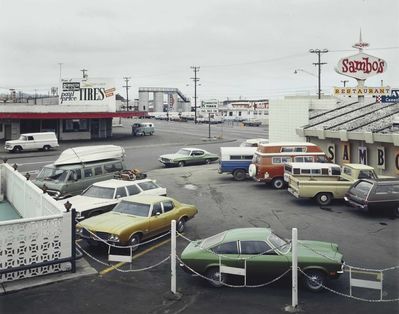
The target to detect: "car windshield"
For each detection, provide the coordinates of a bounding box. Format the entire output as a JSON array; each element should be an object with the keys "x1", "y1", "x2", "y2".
[
  {"x1": 82, "y1": 186, "x2": 115, "y2": 199},
  {"x1": 18, "y1": 135, "x2": 27, "y2": 141},
  {"x1": 176, "y1": 149, "x2": 190, "y2": 156},
  {"x1": 113, "y1": 201, "x2": 150, "y2": 217},
  {"x1": 201, "y1": 232, "x2": 226, "y2": 249},
  {"x1": 268, "y1": 232, "x2": 290, "y2": 254},
  {"x1": 36, "y1": 167, "x2": 69, "y2": 182},
  {"x1": 350, "y1": 181, "x2": 373, "y2": 197}
]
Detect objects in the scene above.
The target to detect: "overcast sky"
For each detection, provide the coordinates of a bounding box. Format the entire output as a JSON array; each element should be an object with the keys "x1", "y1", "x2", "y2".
[{"x1": 1, "y1": 0, "x2": 398, "y2": 101}]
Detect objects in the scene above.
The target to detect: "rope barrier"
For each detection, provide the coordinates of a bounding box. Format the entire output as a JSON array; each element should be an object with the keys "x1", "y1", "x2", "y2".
[{"x1": 76, "y1": 242, "x2": 170, "y2": 273}]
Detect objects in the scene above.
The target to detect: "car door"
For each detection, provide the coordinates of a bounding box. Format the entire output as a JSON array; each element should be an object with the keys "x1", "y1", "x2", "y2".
[
  {"x1": 191, "y1": 150, "x2": 205, "y2": 164},
  {"x1": 211, "y1": 241, "x2": 243, "y2": 269},
  {"x1": 148, "y1": 202, "x2": 166, "y2": 236},
  {"x1": 26, "y1": 135, "x2": 35, "y2": 150},
  {"x1": 240, "y1": 240, "x2": 290, "y2": 279},
  {"x1": 158, "y1": 200, "x2": 179, "y2": 231}
]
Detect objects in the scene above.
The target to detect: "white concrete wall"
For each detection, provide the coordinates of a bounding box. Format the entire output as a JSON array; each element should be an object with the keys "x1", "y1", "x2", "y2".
[{"x1": 269, "y1": 99, "x2": 310, "y2": 142}]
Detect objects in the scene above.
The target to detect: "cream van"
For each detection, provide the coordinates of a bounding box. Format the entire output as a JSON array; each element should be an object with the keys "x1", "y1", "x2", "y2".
[{"x1": 5, "y1": 132, "x2": 59, "y2": 153}]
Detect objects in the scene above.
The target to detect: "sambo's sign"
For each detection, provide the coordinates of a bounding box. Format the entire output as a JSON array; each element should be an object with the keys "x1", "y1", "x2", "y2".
[{"x1": 335, "y1": 52, "x2": 387, "y2": 80}]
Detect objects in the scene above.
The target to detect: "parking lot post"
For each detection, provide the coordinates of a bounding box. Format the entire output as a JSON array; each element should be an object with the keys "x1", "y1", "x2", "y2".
[
  {"x1": 292, "y1": 228, "x2": 298, "y2": 309},
  {"x1": 171, "y1": 220, "x2": 177, "y2": 294}
]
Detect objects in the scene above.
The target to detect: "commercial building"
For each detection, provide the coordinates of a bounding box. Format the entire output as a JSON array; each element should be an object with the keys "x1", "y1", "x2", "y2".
[{"x1": 0, "y1": 78, "x2": 146, "y2": 141}]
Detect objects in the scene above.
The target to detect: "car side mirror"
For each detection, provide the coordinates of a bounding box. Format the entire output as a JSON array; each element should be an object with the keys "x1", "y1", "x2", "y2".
[{"x1": 116, "y1": 195, "x2": 121, "y2": 199}]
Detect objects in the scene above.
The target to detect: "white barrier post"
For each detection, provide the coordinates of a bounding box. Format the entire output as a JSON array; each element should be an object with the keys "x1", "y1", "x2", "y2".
[
  {"x1": 292, "y1": 228, "x2": 298, "y2": 309},
  {"x1": 171, "y1": 219, "x2": 176, "y2": 294}
]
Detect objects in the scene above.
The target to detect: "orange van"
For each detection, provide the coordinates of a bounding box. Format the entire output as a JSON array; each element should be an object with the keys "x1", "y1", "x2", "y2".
[{"x1": 248, "y1": 142, "x2": 330, "y2": 189}]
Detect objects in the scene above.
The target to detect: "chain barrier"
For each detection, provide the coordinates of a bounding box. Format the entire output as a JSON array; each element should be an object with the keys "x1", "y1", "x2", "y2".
[
  {"x1": 76, "y1": 242, "x2": 170, "y2": 273},
  {"x1": 298, "y1": 268, "x2": 399, "y2": 303},
  {"x1": 76, "y1": 222, "x2": 170, "y2": 249},
  {"x1": 176, "y1": 255, "x2": 291, "y2": 288},
  {"x1": 298, "y1": 242, "x2": 399, "y2": 272}
]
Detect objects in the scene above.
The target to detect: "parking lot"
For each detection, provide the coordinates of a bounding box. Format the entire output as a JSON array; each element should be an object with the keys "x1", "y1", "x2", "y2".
[{"x1": 1, "y1": 120, "x2": 398, "y2": 314}]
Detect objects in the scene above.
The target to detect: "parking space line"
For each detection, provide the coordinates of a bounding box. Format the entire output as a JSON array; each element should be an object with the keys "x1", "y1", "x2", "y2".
[{"x1": 99, "y1": 237, "x2": 171, "y2": 276}]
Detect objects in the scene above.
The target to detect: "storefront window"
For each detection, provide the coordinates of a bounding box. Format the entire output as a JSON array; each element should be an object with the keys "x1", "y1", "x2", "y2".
[{"x1": 63, "y1": 119, "x2": 89, "y2": 132}]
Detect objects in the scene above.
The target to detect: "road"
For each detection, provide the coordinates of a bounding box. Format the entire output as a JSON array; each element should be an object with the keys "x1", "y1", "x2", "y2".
[{"x1": 1, "y1": 120, "x2": 398, "y2": 314}]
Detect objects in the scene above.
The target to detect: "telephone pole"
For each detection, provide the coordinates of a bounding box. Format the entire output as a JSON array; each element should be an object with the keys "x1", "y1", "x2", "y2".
[
  {"x1": 190, "y1": 66, "x2": 200, "y2": 124},
  {"x1": 123, "y1": 77, "x2": 131, "y2": 111},
  {"x1": 309, "y1": 49, "x2": 328, "y2": 99}
]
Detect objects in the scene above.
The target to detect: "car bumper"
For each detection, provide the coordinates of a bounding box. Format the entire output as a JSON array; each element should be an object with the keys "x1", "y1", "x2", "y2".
[
  {"x1": 288, "y1": 187, "x2": 299, "y2": 198},
  {"x1": 344, "y1": 197, "x2": 367, "y2": 210}
]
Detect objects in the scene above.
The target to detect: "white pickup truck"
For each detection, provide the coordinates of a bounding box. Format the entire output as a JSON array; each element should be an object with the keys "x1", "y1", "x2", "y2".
[{"x1": 287, "y1": 163, "x2": 381, "y2": 206}]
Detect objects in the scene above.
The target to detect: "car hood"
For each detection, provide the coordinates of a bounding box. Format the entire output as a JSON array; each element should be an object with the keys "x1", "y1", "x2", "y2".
[
  {"x1": 62, "y1": 195, "x2": 117, "y2": 213},
  {"x1": 5, "y1": 140, "x2": 20, "y2": 145},
  {"x1": 297, "y1": 240, "x2": 342, "y2": 261},
  {"x1": 79, "y1": 211, "x2": 146, "y2": 234}
]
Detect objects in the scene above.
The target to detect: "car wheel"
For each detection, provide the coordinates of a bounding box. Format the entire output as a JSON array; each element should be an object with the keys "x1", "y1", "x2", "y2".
[
  {"x1": 316, "y1": 193, "x2": 332, "y2": 206},
  {"x1": 177, "y1": 218, "x2": 186, "y2": 233},
  {"x1": 43, "y1": 145, "x2": 51, "y2": 151},
  {"x1": 129, "y1": 234, "x2": 141, "y2": 252},
  {"x1": 272, "y1": 177, "x2": 285, "y2": 189},
  {"x1": 303, "y1": 270, "x2": 326, "y2": 292},
  {"x1": 206, "y1": 267, "x2": 227, "y2": 288},
  {"x1": 178, "y1": 161, "x2": 185, "y2": 167},
  {"x1": 233, "y1": 169, "x2": 246, "y2": 181},
  {"x1": 205, "y1": 159, "x2": 212, "y2": 164},
  {"x1": 13, "y1": 146, "x2": 22, "y2": 153}
]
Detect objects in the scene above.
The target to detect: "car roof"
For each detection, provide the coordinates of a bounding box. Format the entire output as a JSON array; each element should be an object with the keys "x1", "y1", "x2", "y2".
[
  {"x1": 223, "y1": 228, "x2": 272, "y2": 242},
  {"x1": 243, "y1": 138, "x2": 268, "y2": 144},
  {"x1": 93, "y1": 179, "x2": 153, "y2": 188},
  {"x1": 121, "y1": 195, "x2": 173, "y2": 204},
  {"x1": 357, "y1": 178, "x2": 399, "y2": 184},
  {"x1": 344, "y1": 163, "x2": 375, "y2": 170},
  {"x1": 181, "y1": 147, "x2": 205, "y2": 151},
  {"x1": 285, "y1": 162, "x2": 340, "y2": 168}
]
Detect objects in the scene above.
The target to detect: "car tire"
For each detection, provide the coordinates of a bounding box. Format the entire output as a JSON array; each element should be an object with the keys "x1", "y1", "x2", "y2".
[
  {"x1": 206, "y1": 267, "x2": 227, "y2": 288},
  {"x1": 178, "y1": 161, "x2": 185, "y2": 167},
  {"x1": 177, "y1": 218, "x2": 186, "y2": 233},
  {"x1": 303, "y1": 270, "x2": 326, "y2": 292},
  {"x1": 272, "y1": 177, "x2": 285, "y2": 189},
  {"x1": 13, "y1": 146, "x2": 22, "y2": 153},
  {"x1": 205, "y1": 159, "x2": 212, "y2": 164},
  {"x1": 233, "y1": 169, "x2": 247, "y2": 181},
  {"x1": 392, "y1": 206, "x2": 399, "y2": 218},
  {"x1": 129, "y1": 234, "x2": 141, "y2": 252},
  {"x1": 316, "y1": 192, "x2": 332, "y2": 206},
  {"x1": 43, "y1": 145, "x2": 51, "y2": 151}
]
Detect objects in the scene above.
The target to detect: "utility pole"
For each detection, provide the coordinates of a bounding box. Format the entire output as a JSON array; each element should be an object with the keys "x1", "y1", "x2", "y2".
[
  {"x1": 80, "y1": 68, "x2": 88, "y2": 80},
  {"x1": 190, "y1": 66, "x2": 200, "y2": 124},
  {"x1": 123, "y1": 77, "x2": 131, "y2": 111},
  {"x1": 309, "y1": 49, "x2": 328, "y2": 99},
  {"x1": 34, "y1": 89, "x2": 37, "y2": 105},
  {"x1": 341, "y1": 80, "x2": 349, "y2": 87}
]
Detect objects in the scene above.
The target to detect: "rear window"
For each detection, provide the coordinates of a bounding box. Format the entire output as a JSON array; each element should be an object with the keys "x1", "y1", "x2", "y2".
[
  {"x1": 351, "y1": 181, "x2": 373, "y2": 198},
  {"x1": 137, "y1": 181, "x2": 159, "y2": 191}
]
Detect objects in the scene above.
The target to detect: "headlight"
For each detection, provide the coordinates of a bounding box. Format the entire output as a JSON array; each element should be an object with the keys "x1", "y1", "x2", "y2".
[{"x1": 109, "y1": 234, "x2": 120, "y2": 242}]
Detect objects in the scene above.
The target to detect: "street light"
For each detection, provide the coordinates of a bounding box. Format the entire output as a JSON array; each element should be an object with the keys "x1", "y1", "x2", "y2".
[
  {"x1": 309, "y1": 49, "x2": 328, "y2": 99},
  {"x1": 294, "y1": 69, "x2": 317, "y2": 77}
]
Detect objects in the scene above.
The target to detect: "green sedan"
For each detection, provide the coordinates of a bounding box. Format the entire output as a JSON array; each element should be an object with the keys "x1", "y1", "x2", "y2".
[
  {"x1": 180, "y1": 228, "x2": 344, "y2": 292},
  {"x1": 159, "y1": 148, "x2": 219, "y2": 167}
]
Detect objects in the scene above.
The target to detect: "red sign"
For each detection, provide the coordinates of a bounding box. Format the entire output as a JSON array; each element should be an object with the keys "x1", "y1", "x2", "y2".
[{"x1": 335, "y1": 52, "x2": 387, "y2": 80}]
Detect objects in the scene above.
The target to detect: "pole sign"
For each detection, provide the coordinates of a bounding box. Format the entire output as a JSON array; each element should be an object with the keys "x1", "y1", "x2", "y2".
[
  {"x1": 335, "y1": 52, "x2": 387, "y2": 80},
  {"x1": 381, "y1": 89, "x2": 399, "y2": 103}
]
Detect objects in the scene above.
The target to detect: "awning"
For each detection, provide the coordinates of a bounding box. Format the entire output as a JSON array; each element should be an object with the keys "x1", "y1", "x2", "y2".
[{"x1": 0, "y1": 111, "x2": 147, "y2": 119}]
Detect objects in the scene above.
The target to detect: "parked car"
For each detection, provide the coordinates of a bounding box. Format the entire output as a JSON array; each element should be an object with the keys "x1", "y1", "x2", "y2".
[
  {"x1": 33, "y1": 145, "x2": 126, "y2": 199},
  {"x1": 132, "y1": 122, "x2": 154, "y2": 136},
  {"x1": 283, "y1": 162, "x2": 341, "y2": 183},
  {"x1": 180, "y1": 228, "x2": 344, "y2": 292},
  {"x1": 249, "y1": 142, "x2": 330, "y2": 189},
  {"x1": 65, "y1": 178, "x2": 167, "y2": 220},
  {"x1": 239, "y1": 138, "x2": 269, "y2": 147},
  {"x1": 218, "y1": 147, "x2": 257, "y2": 181},
  {"x1": 159, "y1": 148, "x2": 219, "y2": 167},
  {"x1": 77, "y1": 195, "x2": 198, "y2": 249},
  {"x1": 242, "y1": 119, "x2": 262, "y2": 127},
  {"x1": 288, "y1": 163, "x2": 381, "y2": 206},
  {"x1": 5, "y1": 132, "x2": 59, "y2": 153},
  {"x1": 344, "y1": 178, "x2": 399, "y2": 217}
]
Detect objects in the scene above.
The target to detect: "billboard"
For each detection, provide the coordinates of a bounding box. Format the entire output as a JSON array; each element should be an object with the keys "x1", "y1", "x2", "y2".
[
  {"x1": 335, "y1": 52, "x2": 387, "y2": 80},
  {"x1": 59, "y1": 78, "x2": 116, "y2": 111}
]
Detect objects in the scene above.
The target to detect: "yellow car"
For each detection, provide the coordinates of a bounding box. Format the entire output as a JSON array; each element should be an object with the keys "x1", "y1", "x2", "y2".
[{"x1": 76, "y1": 195, "x2": 198, "y2": 249}]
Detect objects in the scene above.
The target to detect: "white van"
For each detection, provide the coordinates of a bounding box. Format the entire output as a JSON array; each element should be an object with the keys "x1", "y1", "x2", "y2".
[
  {"x1": 284, "y1": 162, "x2": 341, "y2": 182},
  {"x1": 5, "y1": 132, "x2": 59, "y2": 153}
]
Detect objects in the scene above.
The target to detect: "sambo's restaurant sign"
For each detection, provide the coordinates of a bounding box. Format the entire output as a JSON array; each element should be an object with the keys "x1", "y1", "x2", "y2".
[{"x1": 335, "y1": 52, "x2": 387, "y2": 80}]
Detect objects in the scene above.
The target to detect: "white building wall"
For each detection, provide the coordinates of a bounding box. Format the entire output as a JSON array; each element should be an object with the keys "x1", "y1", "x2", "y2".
[{"x1": 269, "y1": 99, "x2": 310, "y2": 142}]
